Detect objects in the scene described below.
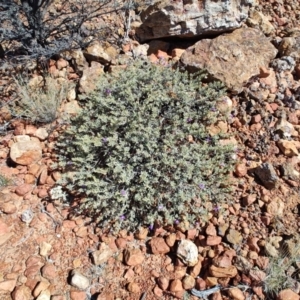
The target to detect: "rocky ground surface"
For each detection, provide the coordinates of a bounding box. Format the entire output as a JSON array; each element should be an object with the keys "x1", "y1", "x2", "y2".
[{"x1": 1, "y1": 0, "x2": 300, "y2": 299}]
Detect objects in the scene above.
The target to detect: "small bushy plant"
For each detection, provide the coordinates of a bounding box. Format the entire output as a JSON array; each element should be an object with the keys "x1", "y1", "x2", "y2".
[
  {"x1": 0, "y1": 174, "x2": 11, "y2": 188},
  {"x1": 9, "y1": 75, "x2": 69, "y2": 124},
  {"x1": 54, "y1": 59, "x2": 235, "y2": 231},
  {"x1": 264, "y1": 239, "x2": 300, "y2": 297}
]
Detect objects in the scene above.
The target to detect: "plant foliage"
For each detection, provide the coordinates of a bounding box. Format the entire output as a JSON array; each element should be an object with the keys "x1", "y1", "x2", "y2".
[
  {"x1": 55, "y1": 59, "x2": 235, "y2": 231},
  {"x1": 264, "y1": 238, "x2": 300, "y2": 297},
  {"x1": 9, "y1": 74, "x2": 70, "y2": 124}
]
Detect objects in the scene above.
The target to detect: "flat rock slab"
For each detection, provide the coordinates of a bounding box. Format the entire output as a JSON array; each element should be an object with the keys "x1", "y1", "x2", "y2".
[
  {"x1": 180, "y1": 27, "x2": 278, "y2": 93},
  {"x1": 137, "y1": 0, "x2": 255, "y2": 41}
]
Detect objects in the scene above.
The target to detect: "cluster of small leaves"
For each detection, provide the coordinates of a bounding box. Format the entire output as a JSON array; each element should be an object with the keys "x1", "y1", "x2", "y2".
[{"x1": 54, "y1": 59, "x2": 235, "y2": 231}]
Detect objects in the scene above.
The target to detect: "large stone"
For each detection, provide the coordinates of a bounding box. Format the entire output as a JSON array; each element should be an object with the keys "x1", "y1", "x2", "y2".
[
  {"x1": 84, "y1": 42, "x2": 113, "y2": 65},
  {"x1": 180, "y1": 28, "x2": 277, "y2": 93},
  {"x1": 279, "y1": 30, "x2": 300, "y2": 63},
  {"x1": 11, "y1": 285, "x2": 32, "y2": 300},
  {"x1": 10, "y1": 136, "x2": 42, "y2": 165},
  {"x1": 79, "y1": 61, "x2": 104, "y2": 94},
  {"x1": 70, "y1": 270, "x2": 89, "y2": 290},
  {"x1": 247, "y1": 9, "x2": 274, "y2": 35},
  {"x1": 209, "y1": 265, "x2": 238, "y2": 278},
  {"x1": 254, "y1": 162, "x2": 279, "y2": 190},
  {"x1": 149, "y1": 237, "x2": 170, "y2": 254},
  {"x1": 277, "y1": 289, "x2": 300, "y2": 300},
  {"x1": 137, "y1": 0, "x2": 256, "y2": 42},
  {"x1": 176, "y1": 240, "x2": 198, "y2": 266},
  {"x1": 92, "y1": 243, "x2": 114, "y2": 265},
  {"x1": 124, "y1": 248, "x2": 144, "y2": 266}
]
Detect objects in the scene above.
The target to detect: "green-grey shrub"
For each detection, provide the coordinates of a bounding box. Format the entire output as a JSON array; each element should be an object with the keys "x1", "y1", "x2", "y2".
[
  {"x1": 0, "y1": 174, "x2": 11, "y2": 188},
  {"x1": 54, "y1": 59, "x2": 235, "y2": 231},
  {"x1": 264, "y1": 239, "x2": 300, "y2": 297},
  {"x1": 9, "y1": 75, "x2": 69, "y2": 124}
]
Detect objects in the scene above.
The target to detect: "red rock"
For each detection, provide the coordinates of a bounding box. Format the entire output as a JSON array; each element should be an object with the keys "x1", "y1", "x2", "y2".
[
  {"x1": 15, "y1": 184, "x2": 33, "y2": 196},
  {"x1": 51, "y1": 296, "x2": 66, "y2": 300},
  {"x1": 157, "y1": 50, "x2": 170, "y2": 60},
  {"x1": 70, "y1": 291, "x2": 86, "y2": 300},
  {"x1": 0, "y1": 279, "x2": 16, "y2": 291},
  {"x1": 213, "y1": 250, "x2": 236, "y2": 268},
  {"x1": 182, "y1": 275, "x2": 195, "y2": 290},
  {"x1": 172, "y1": 48, "x2": 185, "y2": 61},
  {"x1": 51, "y1": 171, "x2": 61, "y2": 182},
  {"x1": 255, "y1": 256, "x2": 269, "y2": 270},
  {"x1": 195, "y1": 277, "x2": 206, "y2": 290},
  {"x1": 56, "y1": 58, "x2": 69, "y2": 70},
  {"x1": 11, "y1": 285, "x2": 32, "y2": 300},
  {"x1": 211, "y1": 291, "x2": 223, "y2": 300},
  {"x1": 115, "y1": 237, "x2": 127, "y2": 249},
  {"x1": 39, "y1": 167, "x2": 48, "y2": 185},
  {"x1": 0, "y1": 202, "x2": 17, "y2": 214},
  {"x1": 234, "y1": 163, "x2": 247, "y2": 177},
  {"x1": 25, "y1": 125, "x2": 37, "y2": 135},
  {"x1": 124, "y1": 269, "x2": 134, "y2": 280},
  {"x1": 28, "y1": 164, "x2": 41, "y2": 176},
  {"x1": 24, "y1": 173, "x2": 36, "y2": 184},
  {"x1": 174, "y1": 266, "x2": 187, "y2": 279},
  {"x1": 165, "y1": 233, "x2": 176, "y2": 247},
  {"x1": 206, "y1": 223, "x2": 217, "y2": 236},
  {"x1": 247, "y1": 237, "x2": 260, "y2": 253},
  {"x1": 62, "y1": 220, "x2": 77, "y2": 229},
  {"x1": 38, "y1": 188, "x2": 48, "y2": 199},
  {"x1": 41, "y1": 264, "x2": 56, "y2": 280},
  {"x1": 187, "y1": 228, "x2": 197, "y2": 240},
  {"x1": 250, "y1": 123, "x2": 262, "y2": 131},
  {"x1": 10, "y1": 139, "x2": 42, "y2": 165},
  {"x1": 0, "y1": 220, "x2": 9, "y2": 236},
  {"x1": 228, "y1": 287, "x2": 245, "y2": 300},
  {"x1": 242, "y1": 194, "x2": 256, "y2": 206},
  {"x1": 190, "y1": 256, "x2": 203, "y2": 278},
  {"x1": 169, "y1": 279, "x2": 183, "y2": 292},
  {"x1": 127, "y1": 282, "x2": 140, "y2": 293},
  {"x1": 46, "y1": 175, "x2": 55, "y2": 185},
  {"x1": 269, "y1": 102, "x2": 278, "y2": 111},
  {"x1": 32, "y1": 280, "x2": 50, "y2": 297},
  {"x1": 124, "y1": 248, "x2": 144, "y2": 266},
  {"x1": 206, "y1": 236, "x2": 222, "y2": 246},
  {"x1": 209, "y1": 265, "x2": 238, "y2": 278},
  {"x1": 153, "y1": 285, "x2": 164, "y2": 297},
  {"x1": 149, "y1": 237, "x2": 170, "y2": 254},
  {"x1": 259, "y1": 66, "x2": 271, "y2": 78},
  {"x1": 74, "y1": 226, "x2": 88, "y2": 238},
  {"x1": 277, "y1": 289, "x2": 300, "y2": 300},
  {"x1": 251, "y1": 114, "x2": 261, "y2": 124},
  {"x1": 148, "y1": 53, "x2": 159, "y2": 63},
  {"x1": 249, "y1": 269, "x2": 266, "y2": 282},
  {"x1": 157, "y1": 276, "x2": 169, "y2": 290}
]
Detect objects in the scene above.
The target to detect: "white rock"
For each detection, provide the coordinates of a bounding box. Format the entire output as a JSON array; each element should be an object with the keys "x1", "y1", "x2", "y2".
[
  {"x1": 39, "y1": 242, "x2": 52, "y2": 257},
  {"x1": 36, "y1": 289, "x2": 51, "y2": 300},
  {"x1": 10, "y1": 138, "x2": 42, "y2": 165},
  {"x1": 34, "y1": 128, "x2": 48, "y2": 141},
  {"x1": 176, "y1": 239, "x2": 198, "y2": 267},
  {"x1": 92, "y1": 243, "x2": 114, "y2": 265},
  {"x1": 70, "y1": 270, "x2": 90, "y2": 290},
  {"x1": 14, "y1": 135, "x2": 30, "y2": 142},
  {"x1": 137, "y1": 0, "x2": 257, "y2": 41},
  {"x1": 67, "y1": 88, "x2": 77, "y2": 101}
]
